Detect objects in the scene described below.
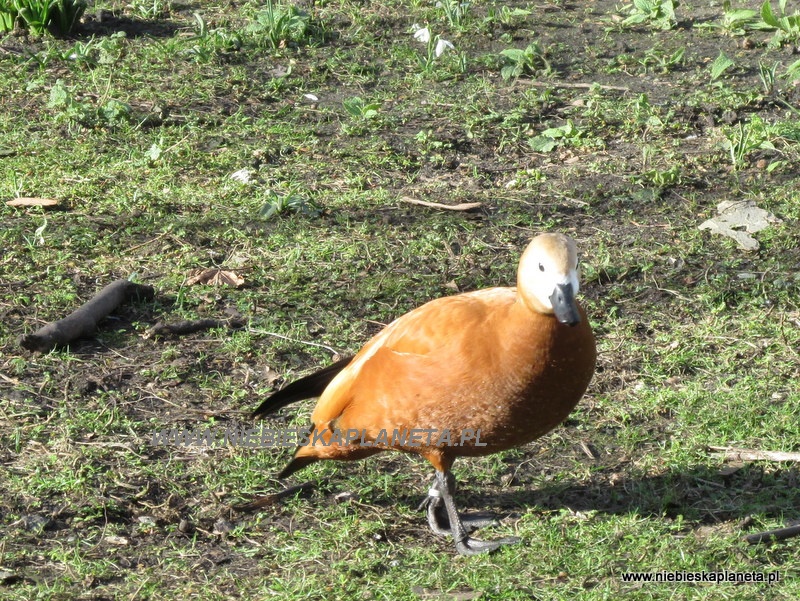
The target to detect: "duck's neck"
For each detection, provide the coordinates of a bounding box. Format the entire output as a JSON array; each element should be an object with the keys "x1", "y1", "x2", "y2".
[{"x1": 515, "y1": 286, "x2": 554, "y2": 319}]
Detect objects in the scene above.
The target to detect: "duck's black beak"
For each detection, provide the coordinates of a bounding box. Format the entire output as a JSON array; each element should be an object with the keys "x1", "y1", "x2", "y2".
[{"x1": 549, "y1": 283, "x2": 581, "y2": 327}]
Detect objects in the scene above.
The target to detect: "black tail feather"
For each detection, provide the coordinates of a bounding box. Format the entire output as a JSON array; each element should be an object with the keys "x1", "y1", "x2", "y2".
[{"x1": 252, "y1": 355, "x2": 353, "y2": 419}]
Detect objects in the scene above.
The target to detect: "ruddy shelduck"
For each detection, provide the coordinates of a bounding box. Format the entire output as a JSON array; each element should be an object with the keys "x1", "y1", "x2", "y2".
[{"x1": 252, "y1": 233, "x2": 596, "y2": 555}]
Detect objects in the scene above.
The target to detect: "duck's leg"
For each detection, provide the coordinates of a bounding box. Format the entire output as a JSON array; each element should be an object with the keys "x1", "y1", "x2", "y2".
[
  {"x1": 434, "y1": 470, "x2": 521, "y2": 555},
  {"x1": 418, "y1": 481, "x2": 498, "y2": 537},
  {"x1": 418, "y1": 483, "x2": 452, "y2": 536}
]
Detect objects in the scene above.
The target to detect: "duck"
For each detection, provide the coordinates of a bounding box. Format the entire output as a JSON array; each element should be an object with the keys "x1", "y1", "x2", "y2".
[{"x1": 251, "y1": 233, "x2": 596, "y2": 555}]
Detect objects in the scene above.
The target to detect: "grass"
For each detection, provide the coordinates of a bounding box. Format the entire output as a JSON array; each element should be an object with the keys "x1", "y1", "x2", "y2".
[
  {"x1": 1, "y1": 0, "x2": 86, "y2": 35},
  {"x1": 1, "y1": 0, "x2": 800, "y2": 599}
]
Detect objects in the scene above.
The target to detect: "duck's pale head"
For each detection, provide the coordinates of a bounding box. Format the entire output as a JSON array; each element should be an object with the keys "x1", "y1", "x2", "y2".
[{"x1": 517, "y1": 233, "x2": 582, "y2": 326}]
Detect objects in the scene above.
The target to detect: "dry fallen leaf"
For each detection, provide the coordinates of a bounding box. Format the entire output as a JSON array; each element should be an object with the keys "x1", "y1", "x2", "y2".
[
  {"x1": 698, "y1": 200, "x2": 781, "y2": 251},
  {"x1": 103, "y1": 535, "x2": 129, "y2": 546},
  {"x1": 263, "y1": 366, "x2": 281, "y2": 385},
  {"x1": 186, "y1": 268, "x2": 245, "y2": 288},
  {"x1": 5, "y1": 197, "x2": 60, "y2": 208}
]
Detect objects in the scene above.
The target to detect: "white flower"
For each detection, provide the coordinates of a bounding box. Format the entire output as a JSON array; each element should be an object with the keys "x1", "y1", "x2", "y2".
[
  {"x1": 435, "y1": 38, "x2": 454, "y2": 57},
  {"x1": 413, "y1": 26, "x2": 431, "y2": 43}
]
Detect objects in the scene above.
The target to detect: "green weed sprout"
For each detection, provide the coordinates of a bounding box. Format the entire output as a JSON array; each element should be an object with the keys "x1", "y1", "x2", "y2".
[
  {"x1": 437, "y1": 0, "x2": 470, "y2": 28},
  {"x1": 10, "y1": 0, "x2": 86, "y2": 35},
  {"x1": 248, "y1": 0, "x2": 314, "y2": 50},
  {"x1": 620, "y1": 0, "x2": 679, "y2": 30},
  {"x1": 1, "y1": 0, "x2": 16, "y2": 31},
  {"x1": 758, "y1": 0, "x2": 800, "y2": 46},
  {"x1": 499, "y1": 43, "x2": 549, "y2": 80}
]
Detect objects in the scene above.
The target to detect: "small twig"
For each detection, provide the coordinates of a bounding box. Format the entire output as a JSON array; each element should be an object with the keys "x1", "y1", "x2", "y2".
[
  {"x1": 579, "y1": 440, "x2": 598, "y2": 459},
  {"x1": 745, "y1": 524, "x2": 800, "y2": 544},
  {"x1": 560, "y1": 196, "x2": 590, "y2": 207},
  {"x1": 651, "y1": 276, "x2": 693, "y2": 302},
  {"x1": 521, "y1": 80, "x2": 630, "y2": 92},
  {"x1": 250, "y1": 329, "x2": 340, "y2": 355},
  {"x1": 709, "y1": 446, "x2": 800, "y2": 463},
  {"x1": 125, "y1": 230, "x2": 171, "y2": 254},
  {"x1": 629, "y1": 220, "x2": 671, "y2": 228},
  {"x1": 400, "y1": 197, "x2": 483, "y2": 212},
  {"x1": 0, "y1": 372, "x2": 21, "y2": 386},
  {"x1": 74, "y1": 441, "x2": 138, "y2": 453},
  {"x1": 144, "y1": 318, "x2": 245, "y2": 339},
  {"x1": 231, "y1": 482, "x2": 314, "y2": 512},
  {"x1": 693, "y1": 477, "x2": 727, "y2": 490}
]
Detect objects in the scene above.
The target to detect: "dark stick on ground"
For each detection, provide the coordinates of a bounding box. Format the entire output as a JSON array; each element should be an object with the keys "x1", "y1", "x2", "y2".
[
  {"x1": 19, "y1": 279, "x2": 155, "y2": 352},
  {"x1": 145, "y1": 318, "x2": 245, "y2": 338},
  {"x1": 745, "y1": 524, "x2": 800, "y2": 544},
  {"x1": 230, "y1": 482, "x2": 314, "y2": 512}
]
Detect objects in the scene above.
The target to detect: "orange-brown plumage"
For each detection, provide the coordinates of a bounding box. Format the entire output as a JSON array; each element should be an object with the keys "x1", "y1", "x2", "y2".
[{"x1": 252, "y1": 233, "x2": 596, "y2": 554}]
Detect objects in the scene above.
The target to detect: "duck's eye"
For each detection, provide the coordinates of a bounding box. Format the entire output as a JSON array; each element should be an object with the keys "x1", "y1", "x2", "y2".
[{"x1": 538, "y1": 263, "x2": 545, "y2": 272}]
